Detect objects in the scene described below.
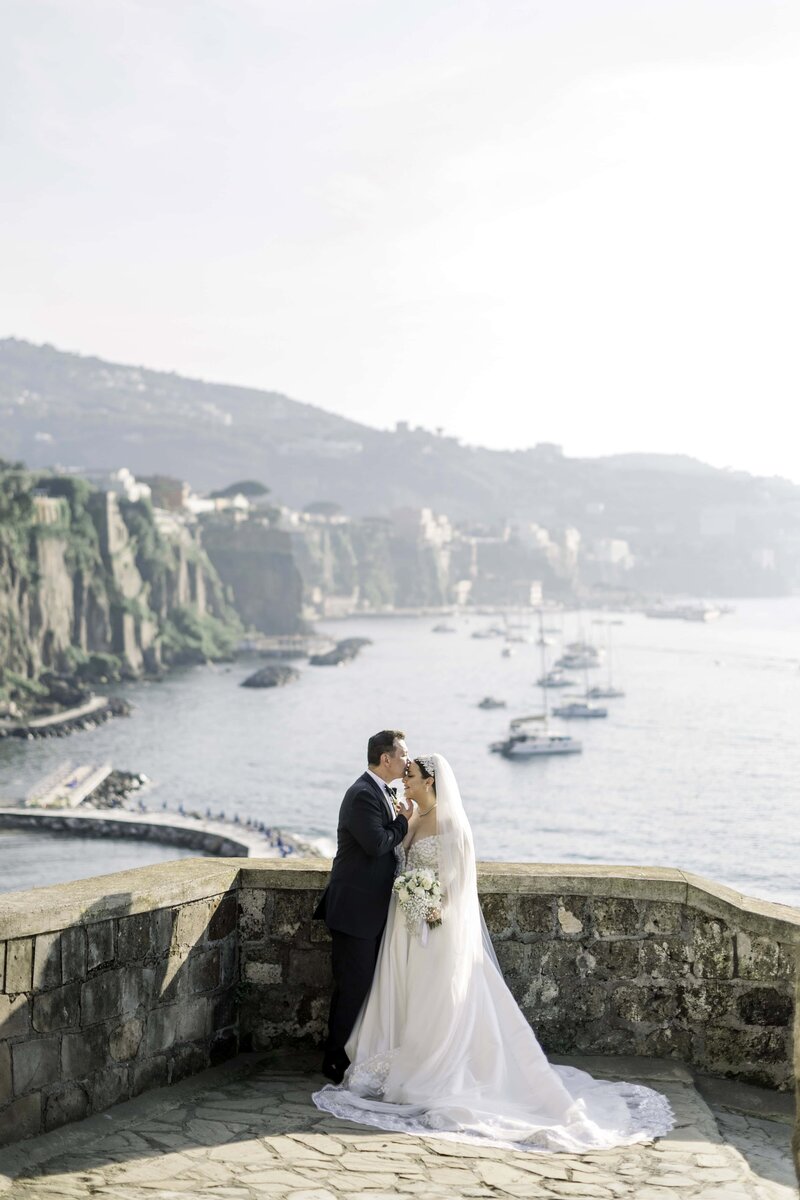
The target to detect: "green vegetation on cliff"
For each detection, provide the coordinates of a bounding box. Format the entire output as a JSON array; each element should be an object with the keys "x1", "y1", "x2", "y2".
[
  {"x1": 160, "y1": 606, "x2": 240, "y2": 665},
  {"x1": 0, "y1": 462, "x2": 241, "y2": 709}
]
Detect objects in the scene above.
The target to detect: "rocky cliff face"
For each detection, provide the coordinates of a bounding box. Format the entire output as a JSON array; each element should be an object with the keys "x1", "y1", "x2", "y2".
[
  {"x1": 0, "y1": 467, "x2": 241, "y2": 702},
  {"x1": 288, "y1": 521, "x2": 452, "y2": 612},
  {"x1": 201, "y1": 519, "x2": 305, "y2": 636},
  {"x1": 199, "y1": 514, "x2": 454, "y2": 632}
]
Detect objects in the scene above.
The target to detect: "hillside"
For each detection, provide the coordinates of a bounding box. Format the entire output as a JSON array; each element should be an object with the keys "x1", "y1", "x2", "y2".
[{"x1": 1, "y1": 338, "x2": 799, "y2": 595}]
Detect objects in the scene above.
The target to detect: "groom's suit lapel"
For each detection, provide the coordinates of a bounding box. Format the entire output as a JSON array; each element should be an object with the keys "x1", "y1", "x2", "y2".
[{"x1": 361, "y1": 771, "x2": 394, "y2": 820}]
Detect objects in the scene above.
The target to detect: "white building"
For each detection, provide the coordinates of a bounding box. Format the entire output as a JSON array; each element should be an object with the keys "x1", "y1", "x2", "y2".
[
  {"x1": 392, "y1": 507, "x2": 452, "y2": 547},
  {"x1": 589, "y1": 538, "x2": 634, "y2": 569},
  {"x1": 79, "y1": 467, "x2": 152, "y2": 503}
]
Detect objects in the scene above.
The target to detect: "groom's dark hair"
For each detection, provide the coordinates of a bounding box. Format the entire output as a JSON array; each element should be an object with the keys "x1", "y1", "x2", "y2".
[{"x1": 367, "y1": 729, "x2": 405, "y2": 766}]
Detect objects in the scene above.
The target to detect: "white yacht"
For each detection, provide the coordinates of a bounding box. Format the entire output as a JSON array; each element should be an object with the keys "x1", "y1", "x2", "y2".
[
  {"x1": 552, "y1": 699, "x2": 608, "y2": 719},
  {"x1": 556, "y1": 641, "x2": 604, "y2": 670},
  {"x1": 491, "y1": 716, "x2": 582, "y2": 757},
  {"x1": 645, "y1": 602, "x2": 721, "y2": 622},
  {"x1": 586, "y1": 684, "x2": 625, "y2": 700},
  {"x1": 536, "y1": 669, "x2": 572, "y2": 688}
]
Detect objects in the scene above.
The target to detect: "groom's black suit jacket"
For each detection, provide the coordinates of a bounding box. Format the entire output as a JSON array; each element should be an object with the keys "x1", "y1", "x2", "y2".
[{"x1": 314, "y1": 772, "x2": 408, "y2": 939}]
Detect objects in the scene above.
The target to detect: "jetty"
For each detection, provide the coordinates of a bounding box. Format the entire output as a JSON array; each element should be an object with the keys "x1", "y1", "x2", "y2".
[
  {"x1": 23, "y1": 761, "x2": 114, "y2": 809},
  {"x1": 1, "y1": 757, "x2": 321, "y2": 859},
  {"x1": 237, "y1": 633, "x2": 335, "y2": 659},
  {"x1": 0, "y1": 695, "x2": 131, "y2": 740},
  {"x1": 0, "y1": 803, "x2": 324, "y2": 859}
]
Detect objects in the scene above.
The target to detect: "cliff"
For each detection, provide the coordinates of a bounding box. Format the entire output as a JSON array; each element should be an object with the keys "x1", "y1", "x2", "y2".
[
  {"x1": 200, "y1": 518, "x2": 305, "y2": 636},
  {"x1": 289, "y1": 521, "x2": 451, "y2": 612},
  {"x1": 200, "y1": 515, "x2": 455, "y2": 633},
  {"x1": 0, "y1": 465, "x2": 241, "y2": 709}
]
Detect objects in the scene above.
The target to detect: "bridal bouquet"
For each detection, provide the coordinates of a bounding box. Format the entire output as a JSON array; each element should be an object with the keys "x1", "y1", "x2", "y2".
[{"x1": 393, "y1": 867, "x2": 443, "y2": 940}]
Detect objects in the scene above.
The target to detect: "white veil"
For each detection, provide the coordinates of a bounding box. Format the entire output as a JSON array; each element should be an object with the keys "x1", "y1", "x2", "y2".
[{"x1": 430, "y1": 752, "x2": 501, "y2": 968}]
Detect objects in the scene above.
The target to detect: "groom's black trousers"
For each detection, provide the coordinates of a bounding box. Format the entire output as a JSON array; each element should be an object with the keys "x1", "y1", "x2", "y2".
[{"x1": 326, "y1": 929, "x2": 382, "y2": 1055}]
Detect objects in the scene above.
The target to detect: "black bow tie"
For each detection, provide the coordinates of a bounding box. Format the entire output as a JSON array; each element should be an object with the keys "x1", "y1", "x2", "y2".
[{"x1": 385, "y1": 785, "x2": 398, "y2": 801}]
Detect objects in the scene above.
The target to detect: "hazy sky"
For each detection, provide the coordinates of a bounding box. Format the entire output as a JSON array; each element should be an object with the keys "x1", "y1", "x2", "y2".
[{"x1": 2, "y1": 1, "x2": 799, "y2": 479}]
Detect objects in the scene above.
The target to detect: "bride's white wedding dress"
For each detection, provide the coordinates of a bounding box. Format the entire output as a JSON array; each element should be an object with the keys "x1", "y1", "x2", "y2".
[{"x1": 313, "y1": 756, "x2": 674, "y2": 1153}]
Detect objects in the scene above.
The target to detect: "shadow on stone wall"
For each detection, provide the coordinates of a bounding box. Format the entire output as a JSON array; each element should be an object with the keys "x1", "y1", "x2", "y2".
[{"x1": 0, "y1": 886, "x2": 239, "y2": 1145}]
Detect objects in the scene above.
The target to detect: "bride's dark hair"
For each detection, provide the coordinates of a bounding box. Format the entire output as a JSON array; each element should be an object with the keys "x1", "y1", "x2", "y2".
[{"x1": 414, "y1": 756, "x2": 436, "y2": 796}]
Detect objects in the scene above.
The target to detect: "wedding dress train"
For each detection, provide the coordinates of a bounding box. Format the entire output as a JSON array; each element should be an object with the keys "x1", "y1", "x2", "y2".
[{"x1": 313, "y1": 757, "x2": 674, "y2": 1153}]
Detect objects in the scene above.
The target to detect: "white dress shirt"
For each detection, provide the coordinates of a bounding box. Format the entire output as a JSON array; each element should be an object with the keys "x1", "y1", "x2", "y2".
[
  {"x1": 366, "y1": 769, "x2": 405, "y2": 875},
  {"x1": 366, "y1": 769, "x2": 398, "y2": 818}
]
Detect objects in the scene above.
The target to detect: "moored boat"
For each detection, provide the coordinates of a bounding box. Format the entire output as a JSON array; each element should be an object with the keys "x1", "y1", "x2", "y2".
[
  {"x1": 490, "y1": 715, "x2": 582, "y2": 757},
  {"x1": 586, "y1": 685, "x2": 625, "y2": 700},
  {"x1": 536, "y1": 669, "x2": 572, "y2": 688},
  {"x1": 552, "y1": 700, "x2": 608, "y2": 719}
]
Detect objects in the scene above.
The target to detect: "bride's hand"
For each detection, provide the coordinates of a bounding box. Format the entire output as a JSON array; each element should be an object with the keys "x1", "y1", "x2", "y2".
[{"x1": 395, "y1": 795, "x2": 414, "y2": 820}]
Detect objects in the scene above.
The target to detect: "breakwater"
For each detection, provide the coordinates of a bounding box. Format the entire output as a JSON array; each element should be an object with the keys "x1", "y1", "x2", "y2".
[
  {"x1": 0, "y1": 807, "x2": 321, "y2": 860},
  {"x1": 1, "y1": 698, "x2": 131, "y2": 742},
  {"x1": 0, "y1": 858, "x2": 797, "y2": 1148}
]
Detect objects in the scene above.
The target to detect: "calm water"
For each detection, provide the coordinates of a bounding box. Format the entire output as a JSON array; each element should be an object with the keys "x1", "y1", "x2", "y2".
[{"x1": 1, "y1": 598, "x2": 798, "y2": 907}]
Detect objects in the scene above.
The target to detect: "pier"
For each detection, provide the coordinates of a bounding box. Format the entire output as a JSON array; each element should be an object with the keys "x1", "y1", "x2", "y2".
[
  {"x1": 0, "y1": 805, "x2": 323, "y2": 860},
  {"x1": 0, "y1": 696, "x2": 131, "y2": 740},
  {"x1": 23, "y1": 761, "x2": 114, "y2": 809}
]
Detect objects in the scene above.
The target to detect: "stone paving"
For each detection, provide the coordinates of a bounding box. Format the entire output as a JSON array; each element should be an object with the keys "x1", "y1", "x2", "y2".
[{"x1": 0, "y1": 1051, "x2": 794, "y2": 1200}]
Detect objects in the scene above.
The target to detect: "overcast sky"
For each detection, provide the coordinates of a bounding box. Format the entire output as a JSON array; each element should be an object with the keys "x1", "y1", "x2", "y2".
[{"x1": 2, "y1": 1, "x2": 798, "y2": 479}]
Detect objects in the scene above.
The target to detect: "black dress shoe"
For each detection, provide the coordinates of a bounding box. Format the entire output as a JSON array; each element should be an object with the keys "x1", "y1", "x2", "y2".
[{"x1": 321, "y1": 1052, "x2": 349, "y2": 1084}]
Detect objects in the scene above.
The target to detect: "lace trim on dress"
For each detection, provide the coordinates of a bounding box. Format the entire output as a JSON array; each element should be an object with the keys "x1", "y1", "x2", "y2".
[
  {"x1": 346, "y1": 1049, "x2": 398, "y2": 1098},
  {"x1": 312, "y1": 1077, "x2": 674, "y2": 1155}
]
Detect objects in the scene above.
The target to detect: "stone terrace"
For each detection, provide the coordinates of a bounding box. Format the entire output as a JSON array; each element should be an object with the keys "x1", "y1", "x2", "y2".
[
  {"x1": 0, "y1": 1048, "x2": 795, "y2": 1200},
  {"x1": 0, "y1": 858, "x2": 798, "y2": 1194}
]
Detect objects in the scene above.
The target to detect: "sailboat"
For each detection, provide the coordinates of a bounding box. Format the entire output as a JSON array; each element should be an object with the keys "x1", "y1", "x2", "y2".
[
  {"x1": 491, "y1": 612, "x2": 582, "y2": 757},
  {"x1": 586, "y1": 620, "x2": 625, "y2": 699}
]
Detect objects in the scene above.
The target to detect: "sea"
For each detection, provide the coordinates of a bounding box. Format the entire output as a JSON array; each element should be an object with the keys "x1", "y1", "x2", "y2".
[{"x1": 1, "y1": 598, "x2": 798, "y2": 909}]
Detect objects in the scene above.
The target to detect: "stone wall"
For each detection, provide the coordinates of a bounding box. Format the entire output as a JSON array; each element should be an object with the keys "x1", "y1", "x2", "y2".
[
  {"x1": 238, "y1": 862, "x2": 800, "y2": 1092},
  {"x1": 2, "y1": 857, "x2": 798, "y2": 1149},
  {"x1": 0, "y1": 861, "x2": 240, "y2": 1145}
]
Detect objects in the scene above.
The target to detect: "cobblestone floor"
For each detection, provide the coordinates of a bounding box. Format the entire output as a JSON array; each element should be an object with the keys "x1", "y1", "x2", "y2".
[{"x1": 0, "y1": 1051, "x2": 794, "y2": 1200}]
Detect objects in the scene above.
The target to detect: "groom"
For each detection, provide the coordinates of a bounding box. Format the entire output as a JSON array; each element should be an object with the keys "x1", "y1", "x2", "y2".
[{"x1": 314, "y1": 729, "x2": 413, "y2": 1083}]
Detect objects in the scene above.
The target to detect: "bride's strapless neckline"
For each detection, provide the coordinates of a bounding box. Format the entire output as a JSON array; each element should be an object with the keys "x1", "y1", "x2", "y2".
[{"x1": 403, "y1": 834, "x2": 439, "y2": 873}]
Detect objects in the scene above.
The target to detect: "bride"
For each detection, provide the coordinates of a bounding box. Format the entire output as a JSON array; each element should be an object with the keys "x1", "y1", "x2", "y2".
[{"x1": 313, "y1": 754, "x2": 674, "y2": 1152}]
